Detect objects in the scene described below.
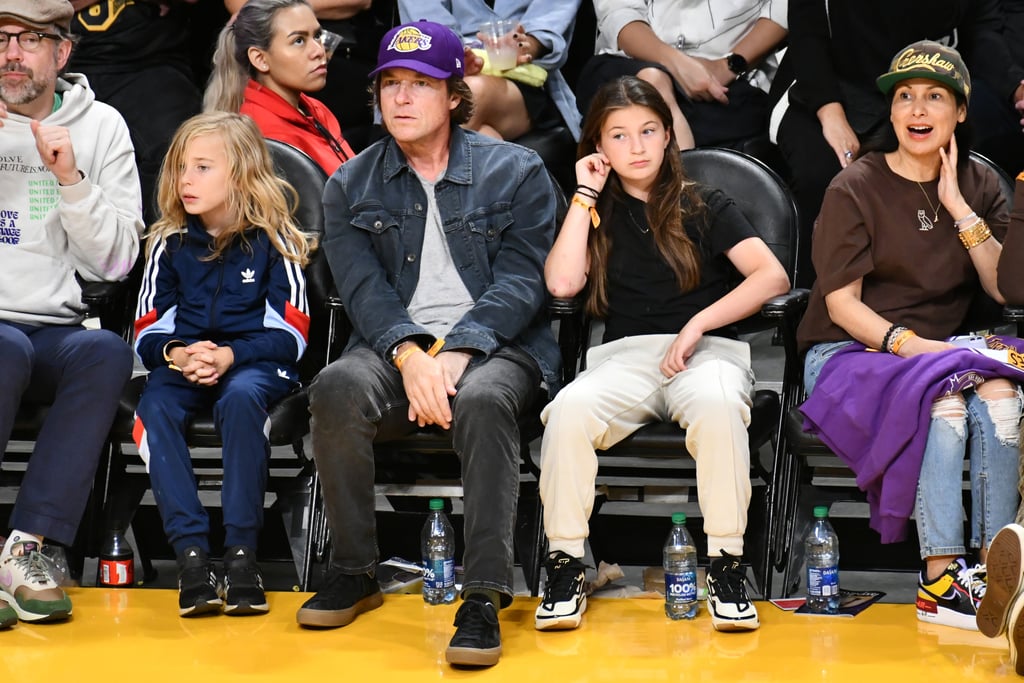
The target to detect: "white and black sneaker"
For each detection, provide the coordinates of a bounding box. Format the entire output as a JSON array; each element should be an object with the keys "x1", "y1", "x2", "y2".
[
  {"x1": 706, "y1": 552, "x2": 759, "y2": 631},
  {"x1": 535, "y1": 551, "x2": 588, "y2": 631}
]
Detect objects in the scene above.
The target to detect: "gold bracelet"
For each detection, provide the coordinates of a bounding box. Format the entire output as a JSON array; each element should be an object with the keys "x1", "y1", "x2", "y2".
[
  {"x1": 571, "y1": 194, "x2": 601, "y2": 228},
  {"x1": 958, "y1": 218, "x2": 992, "y2": 249},
  {"x1": 162, "y1": 340, "x2": 186, "y2": 372},
  {"x1": 890, "y1": 329, "x2": 917, "y2": 355}
]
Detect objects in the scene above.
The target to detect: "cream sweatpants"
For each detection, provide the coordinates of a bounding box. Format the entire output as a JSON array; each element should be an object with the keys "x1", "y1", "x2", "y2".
[{"x1": 539, "y1": 334, "x2": 755, "y2": 558}]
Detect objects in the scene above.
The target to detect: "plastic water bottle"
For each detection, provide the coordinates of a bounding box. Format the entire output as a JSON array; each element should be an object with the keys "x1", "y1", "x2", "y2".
[
  {"x1": 663, "y1": 512, "x2": 698, "y2": 620},
  {"x1": 805, "y1": 506, "x2": 840, "y2": 614},
  {"x1": 421, "y1": 499, "x2": 456, "y2": 604}
]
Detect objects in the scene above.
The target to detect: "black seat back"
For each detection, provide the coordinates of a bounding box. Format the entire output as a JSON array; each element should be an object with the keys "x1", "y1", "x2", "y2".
[
  {"x1": 264, "y1": 139, "x2": 336, "y2": 382},
  {"x1": 681, "y1": 147, "x2": 800, "y2": 287}
]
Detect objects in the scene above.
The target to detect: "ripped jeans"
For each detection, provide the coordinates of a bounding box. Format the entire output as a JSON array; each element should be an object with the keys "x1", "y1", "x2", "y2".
[{"x1": 805, "y1": 342, "x2": 1023, "y2": 559}]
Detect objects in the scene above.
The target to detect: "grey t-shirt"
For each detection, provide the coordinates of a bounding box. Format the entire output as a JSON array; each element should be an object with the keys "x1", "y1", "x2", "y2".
[{"x1": 406, "y1": 171, "x2": 475, "y2": 338}]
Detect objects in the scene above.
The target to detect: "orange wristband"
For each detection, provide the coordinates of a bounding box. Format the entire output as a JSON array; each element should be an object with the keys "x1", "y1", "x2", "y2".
[
  {"x1": 426, "y1": 338, "x2": 445, "y2": 357},
  {"x1": 572, "y1": 195, "x2": 600, "y2": 228},
  {"x1": 394, "y1": 345, "x2": 422, "y2": 371}
]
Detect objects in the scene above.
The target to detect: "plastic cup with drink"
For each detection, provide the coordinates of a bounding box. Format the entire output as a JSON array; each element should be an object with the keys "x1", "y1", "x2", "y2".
[{"x1": 478, "y1": 19, "x2": 518, "y2": 72}]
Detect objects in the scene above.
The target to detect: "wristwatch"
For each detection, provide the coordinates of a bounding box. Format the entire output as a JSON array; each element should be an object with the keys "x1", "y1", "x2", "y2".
[{"x1": 726, "y1": 53, "x2": 748, "y2": 77}]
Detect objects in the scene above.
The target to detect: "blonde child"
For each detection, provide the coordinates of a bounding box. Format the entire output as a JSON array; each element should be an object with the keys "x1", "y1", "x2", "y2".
[{"x1": 133, "y1": 112, "x2": 314, "y2": 617}]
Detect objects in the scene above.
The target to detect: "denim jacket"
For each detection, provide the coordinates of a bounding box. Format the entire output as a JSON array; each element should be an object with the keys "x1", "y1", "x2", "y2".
[{"x1": 321, "y1": 126, "x2": 562, "y2": 394}]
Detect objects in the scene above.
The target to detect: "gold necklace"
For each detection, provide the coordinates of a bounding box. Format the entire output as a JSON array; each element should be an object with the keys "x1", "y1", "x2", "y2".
[{"x1": 915, "y1": 181, "x2": 940, "y2": 223}]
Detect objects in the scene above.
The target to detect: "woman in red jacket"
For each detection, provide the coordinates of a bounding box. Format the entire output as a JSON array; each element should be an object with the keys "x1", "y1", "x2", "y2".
[{"x1": 205, "y1": 0, "x2": 355, "y2": 175}]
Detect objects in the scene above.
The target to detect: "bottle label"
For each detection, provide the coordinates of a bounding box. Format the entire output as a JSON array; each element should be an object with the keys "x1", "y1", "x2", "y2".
[
  {"x1": 99, "y1": 558, "x2": 134, "y2": 586},
  {"x1": 807, "y1": 565, "x2": 839, "y2": 597},
  {"x1": 423, "y1": 557, "x2": 454, "y2": 590},
  {"x1": 665, "y1": 571, "x2": 697, "y2": 602}
]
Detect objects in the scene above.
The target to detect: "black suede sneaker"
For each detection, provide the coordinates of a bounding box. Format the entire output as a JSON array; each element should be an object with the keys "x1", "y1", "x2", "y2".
[
  {"x1": 445, "y1": 596, "x2": 502, "y2": 667},
  {"x1": 295, "y1": 568, "x2": 382, "y2": 628},
  {"x1": 177, "y1": 546, "x2": 222, "y2": 617},
  {"x1": 223, "y1": 546, "x2": 268, "y2": 616}
]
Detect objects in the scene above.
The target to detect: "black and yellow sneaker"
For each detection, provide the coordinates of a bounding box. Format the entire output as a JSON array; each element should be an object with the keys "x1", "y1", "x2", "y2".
[{"x1": 916, "y1": 557, "x2": 985, "y2": 631}]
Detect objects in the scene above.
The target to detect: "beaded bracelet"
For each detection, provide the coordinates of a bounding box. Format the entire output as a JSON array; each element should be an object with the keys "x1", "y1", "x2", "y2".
[
  {"x1": 880, "y1": 324, "x2": 901, "y2": 353},
  {"x1": 958, "y1": 218, "x2": 992, "y2": 249}
]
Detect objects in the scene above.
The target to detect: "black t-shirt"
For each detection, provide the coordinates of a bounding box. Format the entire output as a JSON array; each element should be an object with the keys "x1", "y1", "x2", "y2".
[
  {"x1": 69, "y1": 1, "x2": 192, "y2": 71},
  {"x1": 603, "y1": 186, "x2": 757, "y2": 343}
]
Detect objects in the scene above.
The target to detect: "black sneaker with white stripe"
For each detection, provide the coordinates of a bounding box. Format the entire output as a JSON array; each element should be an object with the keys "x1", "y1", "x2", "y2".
[
  {"x1": 706, "y1": 551, "x2": 759, "y2": 631},
  {"x1": 223, "y1": 546, "x2": 269, "y2": 616},
  {"x1": 535, "y1": 551, "x2": 588, "y2": 631},
  {"x1": 177, "y1": 546, "x2": 222, "y2": 617}
]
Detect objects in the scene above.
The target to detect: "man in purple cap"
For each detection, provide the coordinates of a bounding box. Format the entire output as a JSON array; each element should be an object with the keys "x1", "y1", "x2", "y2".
[
  {"x1": 297, "y1": 19, "x2": 560, "y2": 668},
  {"x1": 0, "y1": 0, "x2": 141, "y2": 625}
]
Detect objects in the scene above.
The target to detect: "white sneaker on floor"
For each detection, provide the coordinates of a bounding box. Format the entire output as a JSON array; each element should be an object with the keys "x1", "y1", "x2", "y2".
[
  {"x1": 535, "y1": 551, "x2": 588, "y2": 631},
  {"x1": 706, "y1": 552, "x2": 759, "y2": 632}
]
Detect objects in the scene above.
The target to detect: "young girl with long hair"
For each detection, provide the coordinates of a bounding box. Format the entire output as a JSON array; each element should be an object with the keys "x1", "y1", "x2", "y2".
[
  {"x1": 133, "y1": 111, "x2": 314, "y2": 618},
  {"x1": 205, "y1": 0, "x2": 354, "y2": 174},
  {"x1": 536, "y1": 76, "x2": 788, "y2": 633}
]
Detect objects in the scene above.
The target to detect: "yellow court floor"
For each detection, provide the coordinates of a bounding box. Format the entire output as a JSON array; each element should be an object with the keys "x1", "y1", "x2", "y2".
[{"x1": 3, "y1": 588, "x2": 1017, "y2": 682}]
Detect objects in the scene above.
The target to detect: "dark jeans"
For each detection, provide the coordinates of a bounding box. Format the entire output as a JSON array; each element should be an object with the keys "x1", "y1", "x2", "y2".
[
  {"x1": 0, "y1": 321, "x2": 133, "y2": 545},
  {"x1": 309, "y1": 346, "x2": 540, "y2": 606}
]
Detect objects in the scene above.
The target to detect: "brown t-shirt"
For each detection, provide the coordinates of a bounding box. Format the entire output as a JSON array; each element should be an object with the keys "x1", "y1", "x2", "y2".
[
  {"x1": 797, "y1": 151, "x2": 1008, "y2": 352},
  {"x1": 999, "y1": 178, "x2": 1024, "y2": 304}
]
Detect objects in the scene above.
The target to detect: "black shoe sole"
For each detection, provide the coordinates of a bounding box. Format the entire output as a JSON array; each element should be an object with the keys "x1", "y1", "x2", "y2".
[
  {"x1": 445, "y1": 644, "x2": 502, "y2": 667},
  {"x1": 296, "y1": 591, "x2": 382, "y2": 628}
]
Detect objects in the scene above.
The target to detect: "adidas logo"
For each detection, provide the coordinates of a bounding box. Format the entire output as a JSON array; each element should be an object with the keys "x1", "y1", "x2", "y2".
[
  {"x1": 235, "y1": 549, "x2": 245, "y2": 556},
  {"x1": 241, "y1": 268, "x2": 256, "y2": 284},
  {"x1": 277, "y1": 368, "x2": 289, "y2": 379}
]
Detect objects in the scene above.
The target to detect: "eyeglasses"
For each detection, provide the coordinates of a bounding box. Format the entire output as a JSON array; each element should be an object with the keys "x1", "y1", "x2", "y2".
[{"x1": 0, "y1": 30, "x2": 63, "y2": 53}]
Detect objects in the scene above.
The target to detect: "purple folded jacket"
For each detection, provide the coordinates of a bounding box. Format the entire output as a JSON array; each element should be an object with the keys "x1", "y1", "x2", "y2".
[{"x1": 800, "y1": 336, "x2": 1024, "y2": 543}]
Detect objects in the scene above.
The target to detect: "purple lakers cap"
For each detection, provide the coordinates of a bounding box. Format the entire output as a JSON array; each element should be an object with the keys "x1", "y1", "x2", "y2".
[{"x1": 369, "y1": 20, "x2": 464, "y2": 79}]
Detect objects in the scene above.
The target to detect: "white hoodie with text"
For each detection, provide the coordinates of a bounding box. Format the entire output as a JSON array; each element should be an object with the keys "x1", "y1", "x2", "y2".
[{"x1": 0, "y1": 72, "x2": 143, "y2": 326}]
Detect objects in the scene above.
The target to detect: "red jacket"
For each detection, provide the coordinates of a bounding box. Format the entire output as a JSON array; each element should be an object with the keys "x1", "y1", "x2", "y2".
[{"x1": 240, "y1": 79, "x2": 354, "y2": 175}]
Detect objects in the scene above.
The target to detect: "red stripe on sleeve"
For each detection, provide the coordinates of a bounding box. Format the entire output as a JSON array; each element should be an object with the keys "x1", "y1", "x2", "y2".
[
  {"x1": 284, "y1": 301, "x2": 310, "y2": 342},
  {"x1": 134, "y1": 308, "x2": 158, "y2": 339}
]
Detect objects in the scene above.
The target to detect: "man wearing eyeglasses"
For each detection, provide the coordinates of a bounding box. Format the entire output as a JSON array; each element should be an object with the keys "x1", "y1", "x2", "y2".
[{"x1": 0, "y1": 0, "x2": 142, "y2": 626}]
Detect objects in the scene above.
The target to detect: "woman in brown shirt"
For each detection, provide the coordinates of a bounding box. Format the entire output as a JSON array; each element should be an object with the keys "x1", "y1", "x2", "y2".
[{"x1": 797, "y1": 41, "x2": 1022, "y2": 636}]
